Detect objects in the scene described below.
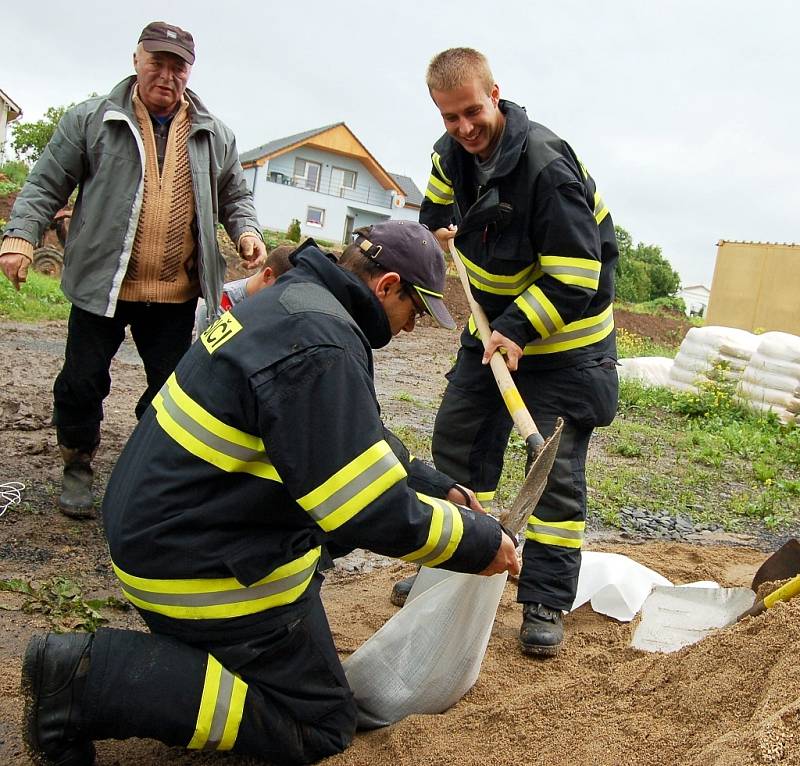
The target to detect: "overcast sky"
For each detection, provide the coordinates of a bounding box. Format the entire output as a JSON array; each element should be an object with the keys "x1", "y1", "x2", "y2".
[{"x1": 5, "y1": 0, "x2": 799, "y2": 287}]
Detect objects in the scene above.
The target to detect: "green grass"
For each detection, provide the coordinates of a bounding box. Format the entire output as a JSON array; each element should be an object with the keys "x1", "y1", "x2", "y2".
[
  {"x1": 588, "y1": 376, "x2": 800, "y2": 531},
  {"x1": 0, "y1": 270, "x2": 70, "y2": 320},
  {"x1": 262, "y1": 227, "x2": 342, "y2": 253}
]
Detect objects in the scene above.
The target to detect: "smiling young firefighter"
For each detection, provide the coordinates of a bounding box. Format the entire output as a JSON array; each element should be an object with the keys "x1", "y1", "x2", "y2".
[
  {"x1": 391, "y1": 48, "x2": 619, "y2": 657},
  {"x1": 20, "y1": 221, "x2": 519, "y2": 766}
]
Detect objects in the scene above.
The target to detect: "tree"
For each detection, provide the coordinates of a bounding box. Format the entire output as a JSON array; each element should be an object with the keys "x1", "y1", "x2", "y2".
[
  {"x1": 11, "y1": 103, "x2": 74, "y2": 164},
  {"x1": 614, "y1": 225, "x2": 680, "y2": 303}
]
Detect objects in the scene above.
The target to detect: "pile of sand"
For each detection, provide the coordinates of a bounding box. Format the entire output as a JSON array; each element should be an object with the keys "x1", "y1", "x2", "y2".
[{"x1": 322, "y1": 543, "x2": 800, "y2": 766}]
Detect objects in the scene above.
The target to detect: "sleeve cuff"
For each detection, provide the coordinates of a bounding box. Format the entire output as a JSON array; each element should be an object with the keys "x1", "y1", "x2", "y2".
[{"x1": 0, "y1": 237, "x2": 35, "y2": 262}]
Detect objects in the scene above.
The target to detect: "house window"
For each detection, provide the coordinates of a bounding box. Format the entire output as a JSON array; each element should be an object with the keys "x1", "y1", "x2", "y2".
[
  {"x1": 306, "y1": 207, "x2": 325, "y2": 227},
  {"x1": 331, "y1": 167, "x2": 357, "y2": 195},
  {"x1": 293, "y1": 158, "x2": 321, "y2": 191}
]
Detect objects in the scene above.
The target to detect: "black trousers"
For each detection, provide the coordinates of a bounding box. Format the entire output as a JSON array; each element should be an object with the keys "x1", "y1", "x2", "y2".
[
  {"x1": 81, "y1": 592, "x2": 357, "y2": 764},
  {"x1": 53, "y1": 299, "x2": 197, "y2": 450},
  {"x1": 432, "y1": 345, "x2": 618, "y2": 611}
]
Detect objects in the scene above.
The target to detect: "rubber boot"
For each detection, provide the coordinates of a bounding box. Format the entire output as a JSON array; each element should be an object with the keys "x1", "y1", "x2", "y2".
[
  {"x1": 21, "y1": 632, "x2": 96, "y2": 766},
  {"x1": 58, "y1": 447, "x2": 96, "y2": 519},
  {"x1": 519, "y1": 602, "x2": 564, "y2": 657}
]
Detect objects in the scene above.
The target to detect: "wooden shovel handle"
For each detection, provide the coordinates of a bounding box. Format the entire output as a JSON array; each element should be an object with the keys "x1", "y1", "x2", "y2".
[{"x1": 448, "y1": 240, "x2": 543, "y2": 449}]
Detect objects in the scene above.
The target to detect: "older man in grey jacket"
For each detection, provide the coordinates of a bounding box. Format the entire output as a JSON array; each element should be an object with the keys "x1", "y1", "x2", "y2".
[{"x1": 0, "y1": 21, "x2": 265, "y2": 518}]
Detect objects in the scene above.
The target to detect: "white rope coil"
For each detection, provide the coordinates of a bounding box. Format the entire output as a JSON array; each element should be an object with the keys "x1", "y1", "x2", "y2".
[{"x1": 0, "y1": 481, "x2": 25, "y2": 517}]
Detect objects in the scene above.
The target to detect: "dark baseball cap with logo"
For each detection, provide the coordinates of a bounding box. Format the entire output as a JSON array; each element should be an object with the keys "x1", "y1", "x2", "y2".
[
  {"x1": 138, "y1": 21, "x2": 195, "y2": 65},
  {"x1": 354, "y1": 221, "x2": 456, "y2": 330}
]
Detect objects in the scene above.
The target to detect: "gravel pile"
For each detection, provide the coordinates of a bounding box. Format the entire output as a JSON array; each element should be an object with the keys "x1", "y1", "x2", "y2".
[{"x1": 617, "y1": 506, "x2": 724, "y2": 540}]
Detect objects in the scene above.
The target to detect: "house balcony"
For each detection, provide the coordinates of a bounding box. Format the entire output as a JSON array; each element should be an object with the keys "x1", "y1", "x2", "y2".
[{"x1": 265, "y1": 165, "x2": 395, "y2": 209}]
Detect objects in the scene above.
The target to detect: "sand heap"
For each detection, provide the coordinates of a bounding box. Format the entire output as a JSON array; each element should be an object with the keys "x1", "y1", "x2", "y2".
[{"x1": 323, "y1": 546, "x2": 800, "y2": 766}]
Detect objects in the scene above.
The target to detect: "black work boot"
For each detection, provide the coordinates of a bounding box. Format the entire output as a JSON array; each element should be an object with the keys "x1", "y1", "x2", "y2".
[
  {"x1": 519, "y1": 602, "x2": 564, "y2": 657},
  {"x1": 390, "y1": 574, "x2": 417, "y2": 607},
  {"x1": 21, "y1": 632, "x2": 95, "y2": 765},
  {"x1": 57, "y1": 447, "x2": 95, "y2": 519}
]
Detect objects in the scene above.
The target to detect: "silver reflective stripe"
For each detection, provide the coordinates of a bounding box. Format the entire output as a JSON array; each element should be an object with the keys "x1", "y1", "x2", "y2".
[
  {"x1": 527, "y1": 309, "x2": 613, "y2": 348},
  {"x1": 542, "y1": 263, "x2": 600, "y2": 281},
  {"x1": 414, "y1": 498, "x2": 455, "y2": 565},
  {"x1": 121, "y1": 565, "x2": 316, "y2": 608},
  {"x1": 305, "y1": 451, "x2": 401, "y2": 523},
  {"x1": 518, "y1": 292, "x2": 560, "y2": 336},
  {"x1": 465, "y1": 266, "x2": 535, "y2": 293},
  {"x1": 204, "y1": 669, "x2": 234, "y2": 750},
  {"x1": 161, "y1": 382, "x2": 273, "y2": 469},
  {"x1": 426, "y1": 180, "x2": 453, "y2": 202},
  {"x1": 527, "y1": 522, "x2": 584, "y2": 541}
]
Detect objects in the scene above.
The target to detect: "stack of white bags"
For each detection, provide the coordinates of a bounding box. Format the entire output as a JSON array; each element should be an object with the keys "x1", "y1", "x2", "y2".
[
  {"x1": 667, "y1": 326, "x2": 760, "y2": 392},
  {"x1": 617, "y1": 325, "x2": 800, "y2": 425},
  {"x1": 736, "y1": 332, "x2": 800, "y2": 424}
]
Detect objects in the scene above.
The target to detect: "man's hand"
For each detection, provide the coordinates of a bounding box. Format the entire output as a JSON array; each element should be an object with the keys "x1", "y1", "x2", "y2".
[
  {"x1": 446, "y1": 483, "x2": 485, "y2": 513},
  {"x1": 433, "y1": 224, "x2": 457, "y2": 253},
  {"x1": 483, "y1": 330, "x2": 524, "y2": 371},
  {"x1": 0, "y1": 253, "x2": 31, "y2": 291},
  {"x1": 238, "y1": 234, "x2": 267, "y2": 270},
  {"x1": 479, "y1": 531, "x2": 521, "y2": 577}
]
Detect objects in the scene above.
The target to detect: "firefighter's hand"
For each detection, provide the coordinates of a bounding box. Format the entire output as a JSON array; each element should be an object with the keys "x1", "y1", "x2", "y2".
[
  {"x1": 479, "y1": 531, "x2": 521, "y2": 577},
  {"x1": 483, "y1": 330, "x2": 524, "y2": 371},
  {"x1": 238, "y1": 233, "x2": 267, "y2": 270},
  {"x1": 0, "y1": 252, "x2": 30, "y2": 291},
  {"x1": 446, "y1": 483, "x2": 485, "y2": 513},
  {"x1": 433, "y1": 224, "x2": 457, "y2": 253}
]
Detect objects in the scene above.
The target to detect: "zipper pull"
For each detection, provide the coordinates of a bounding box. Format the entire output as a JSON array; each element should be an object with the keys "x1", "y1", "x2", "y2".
[{"x1": 482, "y1": 225, "x2": 488, "y2": 244}]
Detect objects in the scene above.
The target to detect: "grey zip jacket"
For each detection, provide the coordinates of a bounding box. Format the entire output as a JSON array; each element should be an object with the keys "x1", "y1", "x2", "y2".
[{"x1": 3, "y1": 76, "x2": 261, "y2": 318}]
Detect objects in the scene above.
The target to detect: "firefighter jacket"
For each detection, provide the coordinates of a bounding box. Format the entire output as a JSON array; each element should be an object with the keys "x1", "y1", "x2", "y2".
[
  {"x1": 421, "y1": 100, "x2": 618, "y2": 370},
  {"x1": 102, "y1": 247, "x2": 502, "y2": 639}
]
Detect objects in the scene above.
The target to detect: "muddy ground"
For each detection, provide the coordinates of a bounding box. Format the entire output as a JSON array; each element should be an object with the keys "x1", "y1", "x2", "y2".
[{"x1": 2, "y1": 304, "x2": 799, "y2": 765}]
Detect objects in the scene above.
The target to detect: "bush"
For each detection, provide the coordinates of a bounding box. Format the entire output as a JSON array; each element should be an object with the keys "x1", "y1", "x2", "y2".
[
  {"x1": 287, "y1": 219, "x2": 301, "y2": 242},
  {"x1": 0, "y1": 160, "x2": 29, "y2": 187}
]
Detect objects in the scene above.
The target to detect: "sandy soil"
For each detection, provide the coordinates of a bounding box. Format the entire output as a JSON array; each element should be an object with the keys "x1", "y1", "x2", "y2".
[{"x1": 1, "y1": 313, "x2": 798, "y2": 766}]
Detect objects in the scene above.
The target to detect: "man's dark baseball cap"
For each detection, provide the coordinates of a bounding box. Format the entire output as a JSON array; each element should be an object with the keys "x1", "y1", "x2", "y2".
[
  {"x1": 138, "y1": 21, "x2": 195, "y2": 65},
  {"x1": 354, "y1": 221, "x2": 456, "y2": 330}
]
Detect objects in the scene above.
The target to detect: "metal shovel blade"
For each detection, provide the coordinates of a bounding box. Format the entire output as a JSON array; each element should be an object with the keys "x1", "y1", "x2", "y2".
[
  {"x1": 499, "y1": 418, "x2": 564, "y2": 537},
  {"x1": 631, "y1": 584, "x2": 755, "y2": 653}
]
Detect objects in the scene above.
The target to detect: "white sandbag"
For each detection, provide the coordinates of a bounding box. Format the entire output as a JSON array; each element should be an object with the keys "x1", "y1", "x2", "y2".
[
  {"x1": 742, "y1": 399, "x2": 797, "y2": 424},
  {"x1": 571, "y1": 552, "x2": 672, "y2": 622},
  {"x1": 342, "y1": 567, "x2": 507, "y2": 729},
  {"x1": 719, "y1": 338, "x2": 761, "y2": 360},
  {"x1": 618, "y1": 357, "x2": 673, "y2": 387},
  {"x1": 755, "y1": 332, "x2": 800, "y2": 364},
  {"x1": 738, "y1": 381, "x2": 799, "y2": 408},
  {"x1": 668, "y1": 365, "x2": 704, "y2": 385},
  {"x1": 741, "y1": 366, "x2": 800, "y2": 393}
]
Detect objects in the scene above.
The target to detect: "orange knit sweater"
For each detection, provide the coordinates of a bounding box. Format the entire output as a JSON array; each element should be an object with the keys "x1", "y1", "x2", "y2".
[{"x1": 118, "y1": 90, "x2": 199, "y2": 303}]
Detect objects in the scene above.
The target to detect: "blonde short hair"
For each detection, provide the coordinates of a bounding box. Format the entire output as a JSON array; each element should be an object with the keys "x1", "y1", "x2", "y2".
[{"x1": 426, "y1": 47, "x2": 494, "y2": 94}]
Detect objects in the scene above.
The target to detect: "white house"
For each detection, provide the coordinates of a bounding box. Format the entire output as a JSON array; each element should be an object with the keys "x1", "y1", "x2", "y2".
[
  {"x1": 240, "y1": 123, "x2": 423, "y2": 245},
  {"x1": 678, "y1": 284, "x2": 711, "y2": 317},
  {"x1": 0, "y1": 88, "x2": 22, "y2": 163}
]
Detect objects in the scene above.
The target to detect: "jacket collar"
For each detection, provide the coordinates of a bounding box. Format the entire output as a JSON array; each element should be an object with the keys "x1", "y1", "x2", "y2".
[
  {"x1": 105, "y1": 75, "x2": 217, "y2": 134},
  {"x1": 290, "y1": 248, "x2": 393, "y2": 349},
  {"x1": 433, "y1": 99, "x2": 529, "y2": 182}
]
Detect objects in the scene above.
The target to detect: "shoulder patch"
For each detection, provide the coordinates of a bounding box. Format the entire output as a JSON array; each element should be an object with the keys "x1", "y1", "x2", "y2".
[
  {"x1": 280, "y1": 283, "x2": 356, "y2": 328},
  {"x1": 201, "y1": 310, "x2": 243, "y2": 354}
]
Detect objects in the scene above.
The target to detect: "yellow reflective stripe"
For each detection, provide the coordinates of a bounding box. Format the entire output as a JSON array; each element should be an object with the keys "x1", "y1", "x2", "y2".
[
  {"x1": 456, "y1": 247, "x2": 538, "y2": 295},
  {"x1": 298, "y1": 440, "x2": 407, "y2": 532},
  {"x1": 188, "y1": 656, "x2": 247, "y2": 751},
  {"x1": 219, "y1": 675, "x2": 247, "y2": 750},
  {"x1": 515, "y1": 284, "x2": 564, "y2": 339},
  {"x1": 539, "y1": 255, "x2": 601, "y2": 289},
  {"x1": 431, "y1": 152, "x2": 452, "y2": 185},
  {"x1": 524, "y1": 516, "x2": 585, "y2": 549},
  {"x1": 403, "y1": 493, "x2": 464, "y2": 567},
  {"x1": 112, "y1": 547, "x2": 321, "y2": 619},
  {"x1": 188, "y1": 655, "x2": 223, "y2": 749},
  {"x1": 523, "y1": 304, "x2": 614, "y2": 355},
  {"x1": 153, "y1": 374, "x2": 281, "y2": 482},
  {"x1": 426, "y1": 173, "x2": 454, "y2": 205},
  {"x1": 594, "y1": 192, "x2": 609, "y2": 224}
]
